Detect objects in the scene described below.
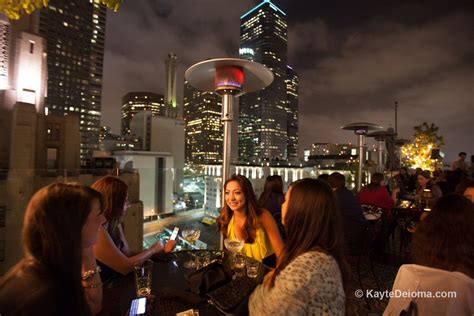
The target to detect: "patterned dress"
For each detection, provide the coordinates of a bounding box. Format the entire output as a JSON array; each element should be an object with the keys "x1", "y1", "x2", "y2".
[{"x1": 249, "y1": 250, "x2": 345, "y2": 316}]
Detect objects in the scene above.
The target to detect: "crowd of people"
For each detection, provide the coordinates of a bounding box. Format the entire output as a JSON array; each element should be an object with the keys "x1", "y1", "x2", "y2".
[{"x1": 0, "y1": 163, "x2": 473, "y2": 315}]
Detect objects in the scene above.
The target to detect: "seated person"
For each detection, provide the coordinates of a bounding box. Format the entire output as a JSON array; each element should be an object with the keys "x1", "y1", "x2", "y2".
[
  {"x1": 91, "y1": 176, "x2": 176, "y2": 280},
  {"x1": 357, "y1": 172, "x2": 396, "y2": 218},
  {"x1": 455, "y1": 179, "x2": 474, "y2": 202},
  {"x1": 0, "y1": 183, "x2": 106, "y2": 315},
  {"x1": 384, "y1": 195, "x2": 474, "y2": 315},
  {"x1": 258, "y1": 175, "x2": 285, "y2": 237},
  {"x1": 217, "y1": 174, "x2": 283, "y2": 262},
  {"x1": 328, "y1": 172, "x2": 367, "y2": 256},
  {"x1": 249, "y1": 179, "x2": 347, "y2": 315},
  {"x1": 414, "y1": 170, "x2": 443, "y2": 207}
]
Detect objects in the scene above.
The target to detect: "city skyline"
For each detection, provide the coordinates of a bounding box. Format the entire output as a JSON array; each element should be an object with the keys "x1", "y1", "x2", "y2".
[{"x1": 100, "y1": 0, "x2": 474, "y2": 162}]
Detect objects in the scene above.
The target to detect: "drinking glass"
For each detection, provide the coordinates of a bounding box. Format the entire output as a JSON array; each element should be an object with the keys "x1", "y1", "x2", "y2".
[
  {"x1": 224, "y1": 238, "x2": 244, "y2": 269},
  {"x1": 246, "y1": 258, "x2": 260, "y2": 279},
  {"x1": 134, "y1": 259, "x2": 153, "y2": 297},
  {"x1": 181, "y1": 228, "x2": 201, "y2": 269}
]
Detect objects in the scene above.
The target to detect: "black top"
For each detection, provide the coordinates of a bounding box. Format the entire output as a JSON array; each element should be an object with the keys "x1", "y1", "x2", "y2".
[
  {"x1": 334, "y1": 187, "x2": 368, "y2": 255},
  {"x1": 98, "y1": 228, "x2": 125, "y2": 282}
]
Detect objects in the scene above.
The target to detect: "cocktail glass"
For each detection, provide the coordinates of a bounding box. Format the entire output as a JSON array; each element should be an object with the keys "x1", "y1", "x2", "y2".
[
  {"x1": 224, "y1": 238, "x2": 244, "y2": 269},
  {"x1": 181, "y1": 228, "x2": 201, "y2": 269}
]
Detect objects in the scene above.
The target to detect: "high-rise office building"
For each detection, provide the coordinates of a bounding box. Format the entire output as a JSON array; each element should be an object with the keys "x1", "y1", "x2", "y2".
[
  {"x1": 121, "y1": 91, "x2": 165, "y2": 135},
  {"x1": 35, "y1": 0, "x2": 107, "y2": 161},
  {"x1": 286, "y1": 65, "x2": 298, "y2": 160},
  {"x1": 165, "y1": 53, "x2": 178, "y2": 118},
  {"x1": 183, "y1": 80, "x2": 223, "y2": 165},
  {"x1": 0, "y1": 17, "x2": 9, "y2": 90},
  {"x1": 238, "y1": 0, "x2": 290, "y2": 162}
]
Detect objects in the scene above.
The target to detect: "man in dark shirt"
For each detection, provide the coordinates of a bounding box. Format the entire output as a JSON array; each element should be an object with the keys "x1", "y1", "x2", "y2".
[{"x1": 329, "y1": 172, "x2": 367, "y2": 256}]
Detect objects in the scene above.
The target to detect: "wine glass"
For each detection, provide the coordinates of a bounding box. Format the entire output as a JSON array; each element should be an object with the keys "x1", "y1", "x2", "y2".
[
  {"x1": 181, "y1": 228, "x2": 201, "y2": 269},
  {"x1": 224, "y1": 238, "x2": 244, "y2": 269}
]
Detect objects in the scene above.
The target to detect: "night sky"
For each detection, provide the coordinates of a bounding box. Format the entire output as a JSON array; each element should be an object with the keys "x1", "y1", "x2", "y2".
[{"x1": 101, "y1": 0, "x2": 474, "y2": 162}]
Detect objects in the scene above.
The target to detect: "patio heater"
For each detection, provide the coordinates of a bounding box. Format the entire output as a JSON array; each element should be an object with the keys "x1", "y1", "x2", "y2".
[
  {"x1": 185, "y1": 58, "x2": 273, "y2": 247},
  {"x1": 367, "y1": 129, "x2": 397, "y2": 173},
  {"x1": 342, "y1": 122, "x2": 383, "y2": 191}
]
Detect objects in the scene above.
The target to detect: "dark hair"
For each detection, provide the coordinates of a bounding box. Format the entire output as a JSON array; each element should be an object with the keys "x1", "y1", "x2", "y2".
[
  {"x1": 0, "y1": 183, "x2": 103, "y2": 315},
  {"x1": 328, "y1": 172, "x2": 345, "y2": 189},
  {"x1": 459, "y1": 152, "x2": 467, "y2": 157},
  {"x1": 269, "y1": 179, "x2": 349, "y2": 291},
  {"x1": 419, "y1": 170, "x2": 431, "y2": 180},
  {"x1": 367, "y1": 172, "x2": 384, "y2": 191},
  {"x1": 258, "y1": 175, "x2": 283, "y2": 207},
  {"x1": 217, "y1": 174, "x2": 262, "y2": 243},
  {"x1": 411, "y1": 194, "x2": 474, "y2": 278},
  {"x1": 317, "y1": 173, "x2": 330, "y2": 182},
  {"x1": 455, "y1": 179, "x2": 474, "y2": 195},
  {"x1": 91, "y1": 176, "x2": 128, "y2": 239}
]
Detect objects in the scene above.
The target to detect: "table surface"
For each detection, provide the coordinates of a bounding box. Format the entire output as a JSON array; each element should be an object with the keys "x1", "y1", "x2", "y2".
[{"x1": 100, "y1": 250, "x2": 262, "y2": 316}]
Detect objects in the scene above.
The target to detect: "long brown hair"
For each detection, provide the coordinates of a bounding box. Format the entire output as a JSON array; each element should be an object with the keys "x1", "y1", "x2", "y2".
[
  {"x1": 217, "y1": 174, "x2": 262, "y2": 243},
  {"x1": 0, "y1": 183, "x2": 103, "y2": 316},
  {"x1": 91, "y1": 176, "x2": 128, "y2": 239},
  {"x1": 269, "y1": 178, "x2": 349, "y2": 290},
  {"x1": 411, "y1": 194, "x2": 474, "y2": 278}
]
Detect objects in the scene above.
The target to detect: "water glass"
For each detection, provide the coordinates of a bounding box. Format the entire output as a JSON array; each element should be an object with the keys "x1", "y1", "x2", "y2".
[
  {"x1": 233, "y1": 252, "x2": 246, "y2": 270},
  {"x1": 195, "y1": 251, "x2": 211, "y2": 269},
  {"x1": 246, "y1": 258, "x2": 260, "y2": 279},
  {"x1": 134, "y1": 259, "x2": 153, "y2": 297}
]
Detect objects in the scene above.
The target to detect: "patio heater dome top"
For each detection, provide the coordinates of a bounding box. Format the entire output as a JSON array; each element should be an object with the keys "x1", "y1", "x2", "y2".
[
  {"x1": 341, "y1": 122, "x2": 383, "y2": 135},
  {"x1": 184, "y1": 58, "x2": 274, "y2": 95},
  {"x1": 367, "y1": 129, "x2": 397, "y2": 140}
]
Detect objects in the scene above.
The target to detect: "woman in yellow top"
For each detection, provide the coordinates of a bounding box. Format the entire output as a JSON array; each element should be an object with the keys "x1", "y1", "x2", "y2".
[{"x1": 218, "y1": 174, "x2": 284, "y2": 262}]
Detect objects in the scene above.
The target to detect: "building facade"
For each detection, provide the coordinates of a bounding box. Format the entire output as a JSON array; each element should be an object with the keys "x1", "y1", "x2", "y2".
[
  {"x1": 183, "y1": 80, "x2": 223, "y2": 165},
  {"x1": 36, "y1": 0, "x2": 107, "y2": 160},
  {"x1": 238, "y1": 0, "x2": 291, "y2": 162},
  {"x1": 164, "y1": 52, "x2": 178, "y2": 118},
  {"x1": 121, "y1": 91, "x2": 165, "y2": 135},
  {"x1": 286, "y1": 65, "x2": 298, "y2": 161}
]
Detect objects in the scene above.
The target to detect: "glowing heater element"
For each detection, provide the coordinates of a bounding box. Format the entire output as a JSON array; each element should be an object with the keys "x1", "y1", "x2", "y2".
[{"x1": 214, "y1": 66, "x2": 244, "y2": 93}]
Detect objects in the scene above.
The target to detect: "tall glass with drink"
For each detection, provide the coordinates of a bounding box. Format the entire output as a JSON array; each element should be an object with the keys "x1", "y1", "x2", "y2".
[{"x1": 134, "y1": 259, "x2": 153, "y2": 297}]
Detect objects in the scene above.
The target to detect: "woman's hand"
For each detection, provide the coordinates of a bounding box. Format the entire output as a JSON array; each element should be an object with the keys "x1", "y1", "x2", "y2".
[
  {"x1": 164, "y1": 239, "x2": 177, "y2": 253},
  {"x1": 149, "y1": 241, "x2": 164, "y2": 254}
]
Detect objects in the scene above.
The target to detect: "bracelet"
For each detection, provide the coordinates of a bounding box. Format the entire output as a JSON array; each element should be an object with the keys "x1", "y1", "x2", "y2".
[
  {"x1": 81, "y1": 266, "x2": 101, "y2": 280},
  {"x1": 83, "y1": 282, "x2": 102, "y2": 289}
]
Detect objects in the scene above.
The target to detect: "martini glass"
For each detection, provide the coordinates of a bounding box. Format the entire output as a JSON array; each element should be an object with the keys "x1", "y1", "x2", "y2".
[
  {"x1": 224, "y1": 238, "x2": 244, "y2": 269},
  {"x1": 181, "y1": 228, "x2": 201, "y2": 269}
]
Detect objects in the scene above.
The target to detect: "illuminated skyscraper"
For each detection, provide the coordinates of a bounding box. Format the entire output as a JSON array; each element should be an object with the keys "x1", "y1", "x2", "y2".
[
  {"x1": 36, "y1": 0, "x2": 107, "y2": 160},
  {"x1": 286, "y1": 65, "x2": 298, "y2": 160},
  {"x1": 121, "y1": 91, "x2": 165, "y2": 135},
  {"x1": 239, "y1": 0, "x2": 290, "y2": 162},
  {"x1": 165, "y1": 52, "x2": 178, "y2": 118},
  {"x1": 0, "y1": 17, "x2": 9, "y2": 91},
  {"x1": 183, "y1": 80, "x2": 223, "y2": 165}
]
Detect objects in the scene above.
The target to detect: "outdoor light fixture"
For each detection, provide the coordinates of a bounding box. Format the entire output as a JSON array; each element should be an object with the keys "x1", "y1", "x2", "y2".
[
  {"x1": 342, "y1": 122, "x2": 383, "y2": 191},
  {"x1": 185, "y1": 58, "x2": 273, "y2": 249}
]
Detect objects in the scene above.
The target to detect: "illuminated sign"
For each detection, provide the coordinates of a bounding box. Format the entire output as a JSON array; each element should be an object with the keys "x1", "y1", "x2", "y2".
[{"x1": 239, "y1": 48, "x2": 254, "y2": 56}]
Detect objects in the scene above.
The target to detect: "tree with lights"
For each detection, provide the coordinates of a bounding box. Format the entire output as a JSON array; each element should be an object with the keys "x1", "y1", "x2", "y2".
[
  {"x1": 0, "y1": 0, "x2": 122, "y2": 20},
  {"x1": 401, "y1": 122, "x2": 444, "y2": 171}
]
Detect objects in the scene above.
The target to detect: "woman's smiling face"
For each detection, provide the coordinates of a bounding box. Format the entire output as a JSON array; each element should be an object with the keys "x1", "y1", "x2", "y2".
[{"x1": 225, "y1": 181, "x2": 246, "y2": 213}]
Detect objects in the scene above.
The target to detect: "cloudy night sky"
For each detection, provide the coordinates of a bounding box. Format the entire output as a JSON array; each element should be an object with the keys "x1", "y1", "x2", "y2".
[{"x1": 101, "y1": 0, "x2": 474, "y2": 162}]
